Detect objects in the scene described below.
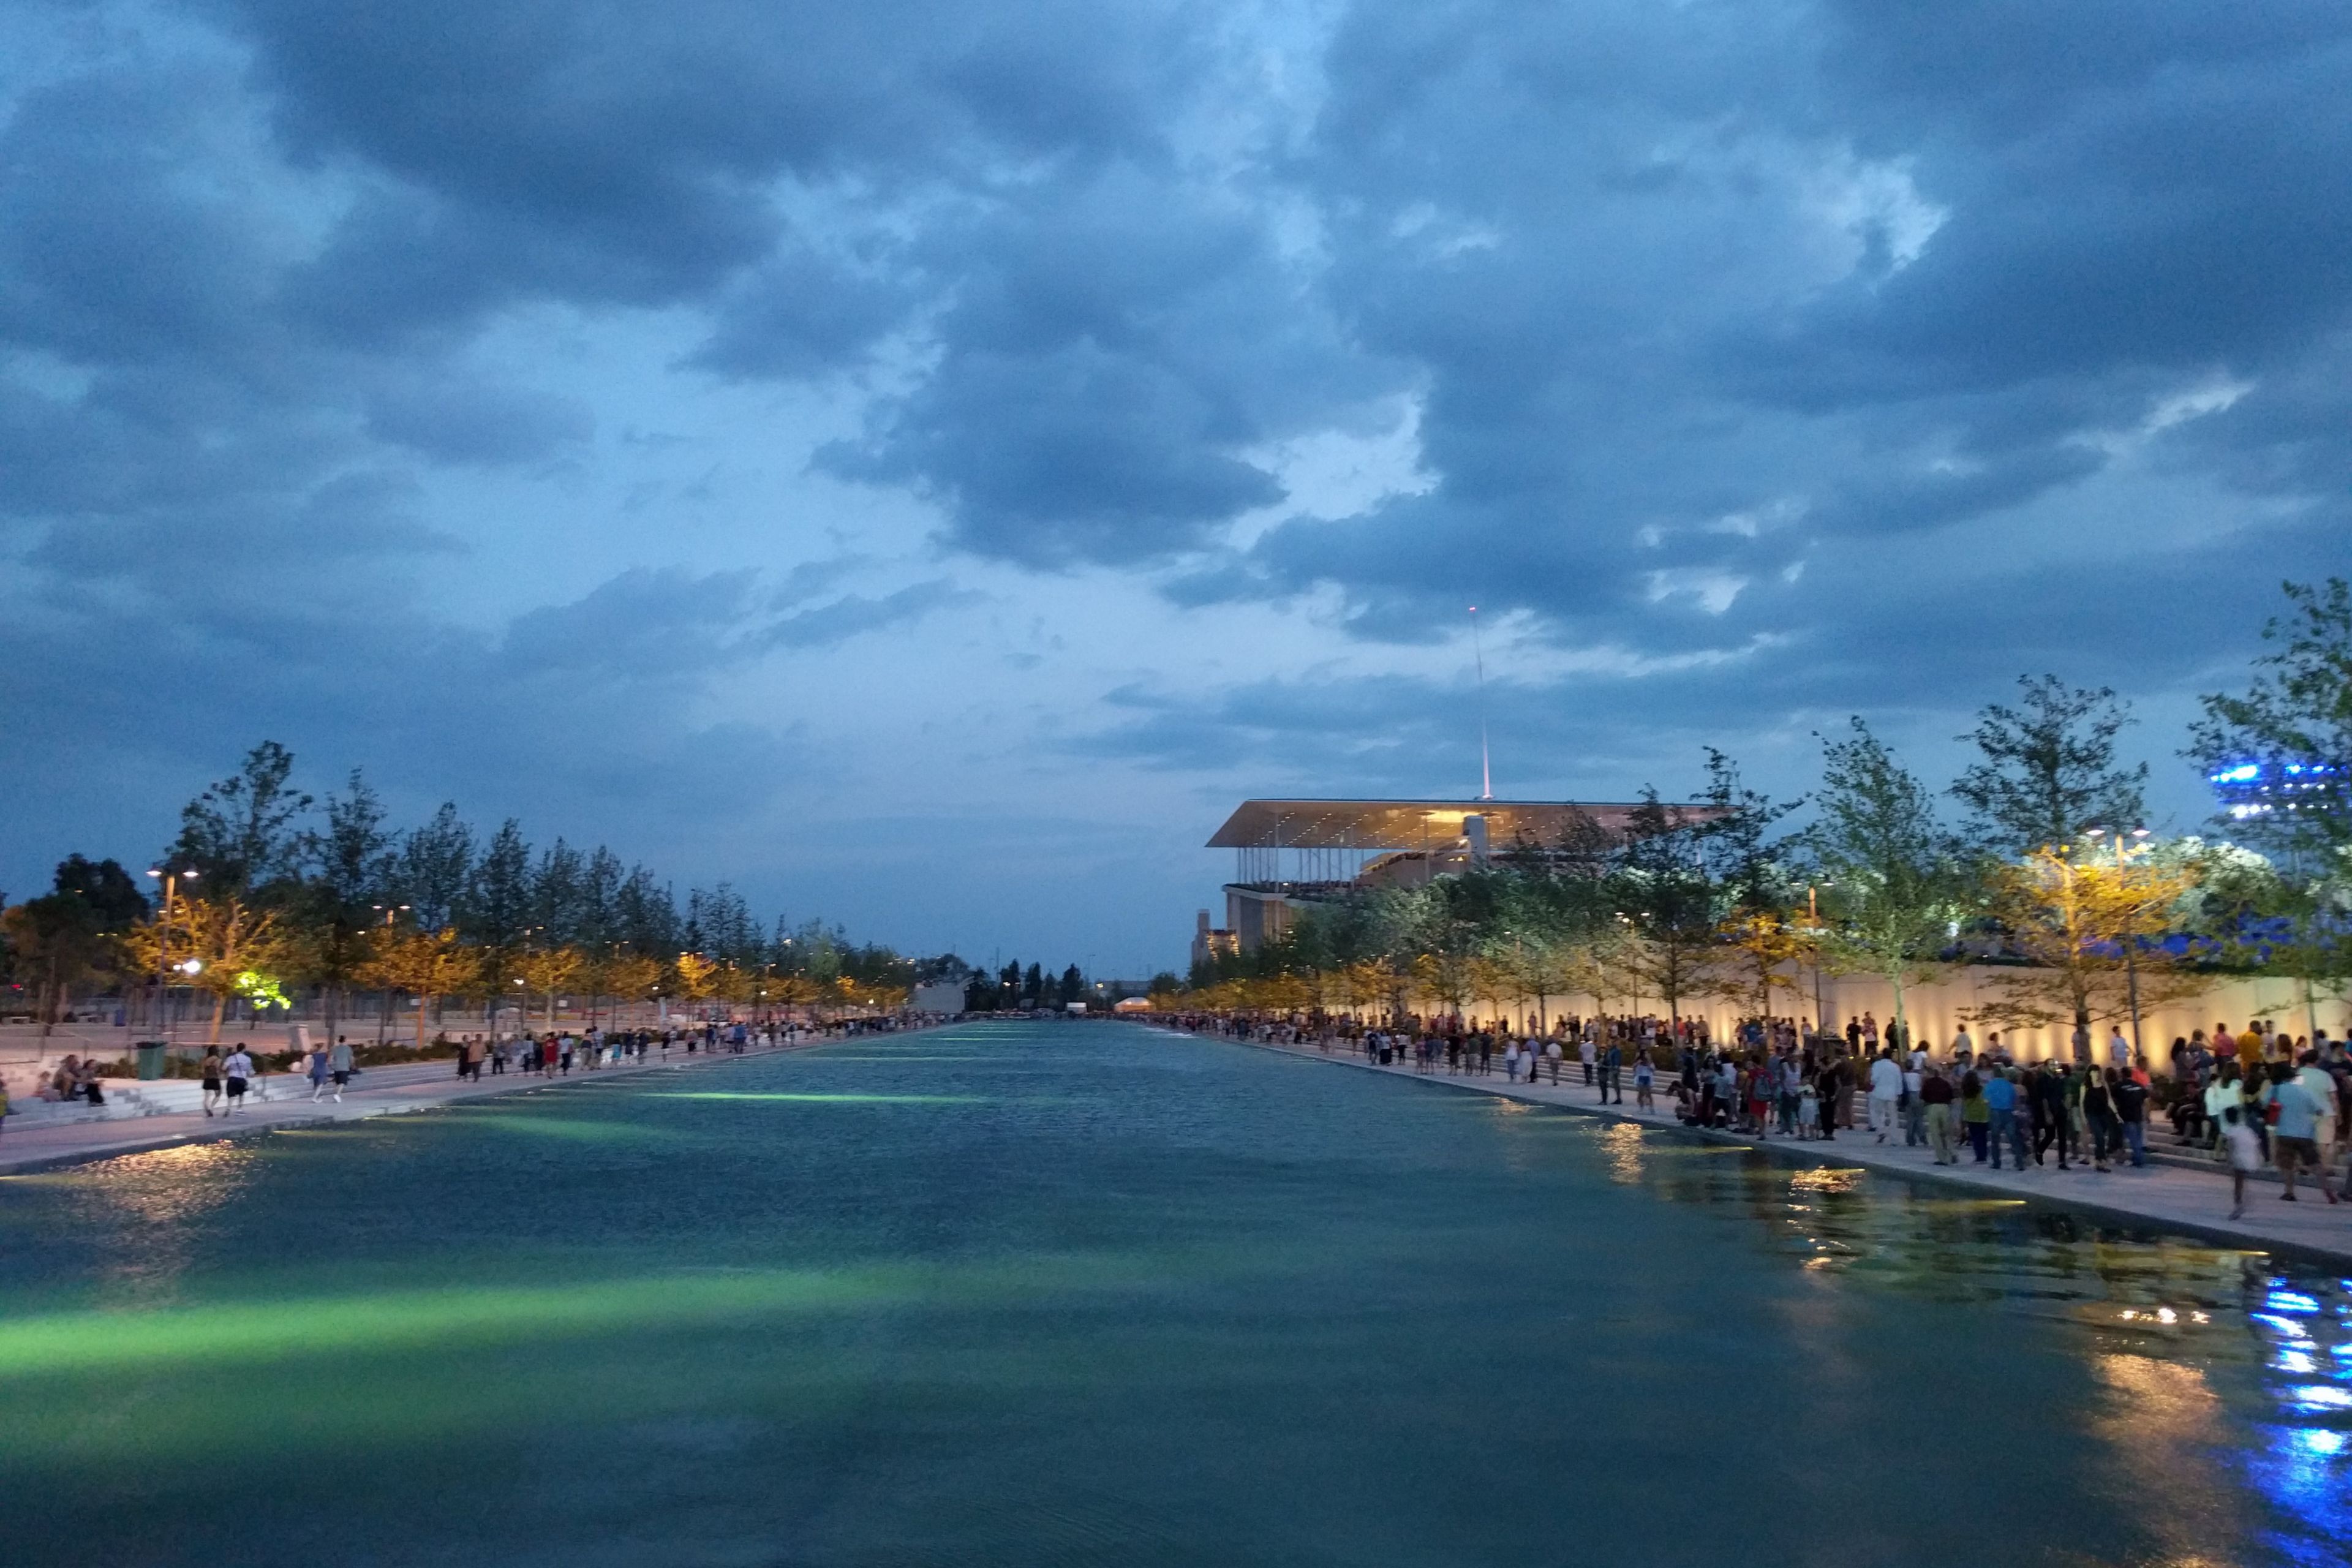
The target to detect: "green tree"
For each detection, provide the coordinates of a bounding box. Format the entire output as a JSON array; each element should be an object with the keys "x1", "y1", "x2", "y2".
[
  {"x1": 461, "y1": 818, "x2": 529, "y2": 946},
  {"x1": 1804, "y1": 719, "x2": 1969, "y2": 1049},
  {"x1": 0, "y1": 893, "x2": 108, "y2": 1040},
  {"x1": 1609, "y1": 790, "x2": 1723, "y2": 1024},
  {"x1": 2190, "y1": 578, "x2": 2352, "y2": 1035},
  {"x1": 168, "y1": 741, "x2": 314, "y2": 897},
  {"x1": 2190, "y1": 578, "x2": 2352, "y2": 854},
  {"x1": 126, "y1": 894, "x2": 296, "y2": 1044},
  {"x1": 293, "y1": 770, "x2": 395, "y2": 1047},
  {"x1": 356, "y1": 928, "x2": 484, "y2": 1051},
  {"x1": 401, "y1": 804, "x2": 478, "y2": 932},
  {"x1": 1970, "y1": 841, "x2": 2212, "y2": 1055},
  {"x1": 1695, "y1": 750, "x2": 1806, "y2": 1022},
  {"x1": 52, "y1": 856, "x2": 149, "y2": 930},
  {"x1": 1953, "y1": 676, "x2": 2149, "y2": 856}
]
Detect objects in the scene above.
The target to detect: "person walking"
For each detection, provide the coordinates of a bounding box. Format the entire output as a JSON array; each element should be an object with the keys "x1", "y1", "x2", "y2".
[
  {"x1": 200, "y1": 1047, "x2": 225, "y2": 1118},
  {"x1": 2043, "y1": 1065, "x2": 2082, "y2": 1169},
  {"x1": 328, "y1": 1036, "x2": 353, "y2": 1102},
  {"x1": 222, "y1": 1045, "x2": 254, "y2": 1115},
  {"x1": 2204, "y1": 1060, "x2": 2245, "y2": 1158},
  {"x1": 1983, "y1": 1066, "x2": 2020, "y2": 1170},
  {"x1": 2258, "y1": 1065, "x2": 2338, "y2": 1205},
  {"x1": 1633, "y1": 1048, "x2": 1654, "y2": 1110},
  {"x1": 1580, "y1": 1035, "x2": 1597, "y2": 1087},
  {"x1": 2296, "y1": 1050, "x2": 2339, "y2": 1177},
  {"x1": 1867, "y1": 1050, "x2": 1902, "y2": 1144},
  {"x1": 2082, "y1": 1069, "x2": 2120, "y2": 1172},
  {"x1": 306, "y1": 1042, "x2": 331, "y2": 1102},
  {"x1": 1602, "y1": 1040, "x2": 1624, "y2": 1104},
  {"x1": 2221, "y1": 1103, "x2": 2263, "y2": 1219}
]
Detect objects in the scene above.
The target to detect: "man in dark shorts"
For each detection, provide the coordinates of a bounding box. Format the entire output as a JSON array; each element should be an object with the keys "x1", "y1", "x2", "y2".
[{"x1": 222, "y1": 1046, "x2": 254, "y2": 1115}]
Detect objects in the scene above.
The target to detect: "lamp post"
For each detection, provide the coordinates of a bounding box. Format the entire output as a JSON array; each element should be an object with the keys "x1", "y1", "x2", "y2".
[
  {"x1": 370, "y1": 904, "x2": 409, "y2": 1044},
  {"x1": 2084, "y1": 827, "x2": 2152, "y2": 1061},
  {"x1": 145, "y1": 867, "x2": 198, "y2": 1043}
]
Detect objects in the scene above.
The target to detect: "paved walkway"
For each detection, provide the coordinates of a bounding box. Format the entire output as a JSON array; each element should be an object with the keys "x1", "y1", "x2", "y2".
[
  {"x1": 0, "y1": 1033, "x2": 904, "y2": 1176},
  {"x1": 1215, "y1": 1032, "x2": 2352, "y2": 1268}
]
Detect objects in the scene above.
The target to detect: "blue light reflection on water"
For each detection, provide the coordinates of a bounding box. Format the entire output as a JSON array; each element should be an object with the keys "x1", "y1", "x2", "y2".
[{"x1": 2194, "y1": 1275, "x2": 2352, "y2": 1563}]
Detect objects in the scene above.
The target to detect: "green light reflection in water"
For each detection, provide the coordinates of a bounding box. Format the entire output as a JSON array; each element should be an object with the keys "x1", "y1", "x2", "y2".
[{"x1": 0, "y1": 1267, "x2": 910, "y2": 1380}]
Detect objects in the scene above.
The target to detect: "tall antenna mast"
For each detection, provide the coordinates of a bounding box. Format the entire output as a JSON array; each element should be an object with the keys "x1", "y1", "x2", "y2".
[{"x1": 1469, "y1": 605, "x2": 1492, "y2": 801}]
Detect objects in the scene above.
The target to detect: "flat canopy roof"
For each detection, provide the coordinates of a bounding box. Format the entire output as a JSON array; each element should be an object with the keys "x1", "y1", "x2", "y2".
[{"x1": 1206, "y1": 798, "x2": 1707, "y2": 850}]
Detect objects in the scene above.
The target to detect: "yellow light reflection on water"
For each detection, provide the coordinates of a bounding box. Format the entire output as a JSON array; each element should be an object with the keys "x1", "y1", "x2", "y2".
[
  {"x1": 1600, "y1": 1123, "x2": 1645, "y2": 1185},
  {"x1": 1790, "y1": 1167, "x2": 1865, "y2": 1194}
]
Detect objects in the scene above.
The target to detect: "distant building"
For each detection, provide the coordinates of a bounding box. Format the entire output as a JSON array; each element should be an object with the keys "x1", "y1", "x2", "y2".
[
  {"x1": 911, "y1": 981, "x2": 968, "y2": 1013},
  {"x1": 1201, "y1": 797, "x2": 1721, "y2": 953},
  {"x1": 1191, "y1": 909, "x2": 1238, "y2": 971}
]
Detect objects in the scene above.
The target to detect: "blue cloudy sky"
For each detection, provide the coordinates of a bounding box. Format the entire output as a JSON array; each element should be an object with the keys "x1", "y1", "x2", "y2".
[{"x1": 3, "y1": 0, "x2": 2346, "y2": 973}]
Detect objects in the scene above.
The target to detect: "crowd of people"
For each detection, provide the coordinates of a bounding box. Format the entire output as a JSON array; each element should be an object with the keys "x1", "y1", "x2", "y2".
[
  {"x1": 0, "y1": 1012, "x2": 927, "y2": 1135},
  {"x1": 1161, "y1": 1008, "x2": 2351, "y2": 1224}
]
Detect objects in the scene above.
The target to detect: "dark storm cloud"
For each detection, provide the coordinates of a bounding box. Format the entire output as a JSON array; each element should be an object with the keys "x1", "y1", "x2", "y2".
[
  {"x1": 5, "y1": 0, "x2": 2350, "y2": 925},
  {"x1": 816, "y1": 162, "x2": 1371, "y2": 564}
]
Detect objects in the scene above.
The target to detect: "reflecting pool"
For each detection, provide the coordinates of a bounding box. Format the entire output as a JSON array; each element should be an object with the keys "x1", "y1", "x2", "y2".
[{"x1": 2, "y1": 1022, "x2": 2346, "y2": 1566}]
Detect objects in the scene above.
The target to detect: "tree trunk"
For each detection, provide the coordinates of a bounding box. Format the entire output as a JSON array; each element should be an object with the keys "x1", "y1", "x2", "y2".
[
  {"x1": 417, "y1": 996, "x2": 430, "y2": 1052},
  {"x1": 209, "y1": 992, "x2": 226, "y2": 1044}
]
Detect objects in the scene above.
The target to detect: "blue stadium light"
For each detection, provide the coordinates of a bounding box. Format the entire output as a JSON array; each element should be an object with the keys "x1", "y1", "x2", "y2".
[{"x1": 2211, "y1": 758, "x2": 2342, "y2": 820}]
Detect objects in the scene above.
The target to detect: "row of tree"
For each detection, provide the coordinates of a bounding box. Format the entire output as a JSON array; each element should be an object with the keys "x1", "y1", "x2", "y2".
[
  {"x1": 1177, "y1": 579, "x2": 2352, "y2": 1049},
  {"x1": 0, "y1": 748, "x2": 952, "y2": 1042},
  {"x1": 963, "y1": 961, "x2": 1099, "y2": 1011}
]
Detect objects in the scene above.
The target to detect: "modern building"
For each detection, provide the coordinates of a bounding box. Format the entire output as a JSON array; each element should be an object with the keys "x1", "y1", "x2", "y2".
[{"x1": 1201, "y1": 797, "x2": 1703, "y2": 953}]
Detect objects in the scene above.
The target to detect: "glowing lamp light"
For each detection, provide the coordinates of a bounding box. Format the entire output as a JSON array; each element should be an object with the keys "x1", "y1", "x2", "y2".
[{"x1": 177, "y1": 958, "x2": 203, "y2": 976}]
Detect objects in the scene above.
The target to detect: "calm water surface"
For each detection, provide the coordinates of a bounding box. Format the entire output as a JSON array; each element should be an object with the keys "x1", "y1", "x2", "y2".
[{"x1": 2, "y1": 1022, "x2": 2346, "y2": 1567}]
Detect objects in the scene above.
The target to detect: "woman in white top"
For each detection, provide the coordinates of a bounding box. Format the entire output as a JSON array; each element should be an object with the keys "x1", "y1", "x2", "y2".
[{"x1": 2203, "y1": 1061, "x2": 2247, "y2": 1156}]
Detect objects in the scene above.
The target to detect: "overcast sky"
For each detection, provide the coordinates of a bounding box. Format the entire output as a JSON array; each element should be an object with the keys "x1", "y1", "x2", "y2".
[{"x1": 3, "y1": 1, "x2": 2346, "y2": 974}]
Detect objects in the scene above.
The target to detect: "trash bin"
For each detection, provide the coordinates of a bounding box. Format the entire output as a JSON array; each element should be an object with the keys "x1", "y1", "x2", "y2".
[{"x1": 135, "y1": 1041, "x2": 169, "y2": 1080}]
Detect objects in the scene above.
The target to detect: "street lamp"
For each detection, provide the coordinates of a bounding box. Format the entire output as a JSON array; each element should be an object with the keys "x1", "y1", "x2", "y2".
[
  {"x1": 145, "y1": 866, "x2": 198, "y2": 1043},
  {"x1": 370, "y1": 905, "x2": 410, "y2": 1043},
  {"x1": 2085, "y1": 826, "x2": 2152, "y2": 1060}
]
